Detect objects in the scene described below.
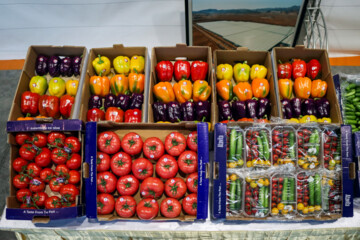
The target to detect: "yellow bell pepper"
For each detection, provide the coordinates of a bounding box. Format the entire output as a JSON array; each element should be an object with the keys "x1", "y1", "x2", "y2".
[
  {"x1": 317, "y1": 117, "x2": 331, "y2": 123},
  {"x1": 113, "y1": 56, "x2": 130, "y2": 75},
  {"x1": 92, "y1": 55, "x2": 111, "y2": 76},
  {"x1": 153, "y1": 82, "x2": 175, "y2": 103},
  {"x1": 157, "y1": 121, "x2": 171, "y2": 123},
  {"x1": 250, "y1": 64, "x2": 267, "y2": 80},
  {"x1": 287, "y1": 118, "x2": 299, "y2": 123},
  {"x1": 216, "y1": 64, "x2": 233, "y2": 81},
  {"x1": 173, "y1": 80, "x2": 192, "y2": 103},
  {"x1": 299, "y1": 115, "x2": 317, "y2": 123},
  {"x1": 193, "y1": 80, "x2": 211, "y2": 102},
  {"x1": 65, "y1": 79, "x2": 79, "y2": 97},
  {"x1": 233, "y1": 61, "x2": 250, "y2": 82},
  {"x1": 130, "y1": 55, "x2": 145, "y2": 73}
]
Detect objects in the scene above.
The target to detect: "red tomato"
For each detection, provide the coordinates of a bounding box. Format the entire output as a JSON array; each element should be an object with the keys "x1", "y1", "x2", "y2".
[
  {"x1": 132, "y1": 158, "x2": 153, "y2": 180},
  {"x1": 35, "y1": 147, "x2": 52, "y2": 167},
  {"x1": 143, "y1": 137, "x2": 165, "y2": 161},
  {"x1": 20, "y1": 203, "x2": 36, "y2": 209},
  {"x1": 13, "y1": 174, "x2": 29, "y2": 189},
  {"x1": 156, "y1": 155, "x2": 178, "y2": 179},
  {"x1": 97, "y1": 131, "x2": 121, "y2": 154},
  {"x1": 51, "y1": 148, "x2": 68, "y2": 165},
  {"x1": 16, "y1": 188, "x2": 32, "y2": 202},
  {"x1": 186, "y1": 172, "x2": 198, "y2": 193},
  {"x1": 55, "y1": 164, "x2": 69, "y2": 177},
  {"x1": 60, "y1": 184, "x2": 79, "y2": 202},
  {"x1": 26, "y1": 163, "x2": 42, "y2": 178},
  {"x1": 97, "y1": 193, "x2": 115, "y2": 215},
  {"x1": 64, "y1": 136, "x2": 81, "y2": 153},
  {"x1": 110, "y1": 152, "x2": 132, "y2": 177},
  {"x1": 160, "y1": 198, "x2": 182, "y2": 218},
  {"x1": 97, "y1": 152, "x2": 111, "y2": 172},
  {"x1": 47, "y1": 132, "x2": 66, "y2": 147},
  {"x1": 32, "y1": 132, "x2": 48, "y2": 148},
  {"x1": 29, "y1": 177, "x2": 45, "y2": 193},
  {"x1": 117, "y1": 175, "x2": 139, "y2": 196},
  {"x1": 12, "y1": 157, "x2": 28, "y2": 172},
  {"x1": 178, "y1": 150, "x2": 198, "y2": 174},
  {"x1": 39, "y1": 168, "x2": 54, "y2": 183},
  {"x1": 140, "y1": 177, "x2": 164, "y2": 199},
  {"x1": 136, "y1": 198, "x2": 159, "y2": 220},
  {"x1": 182, "y1": 193, "x2": 197, "y2": 216},
  {"x1": 49, "y1": 177, "x2": 65, "y2": 192},
  {"x1": 32, "y1": 192, "x2": 48, "y2": 207},
  {"x1": 15, "y1": 133, "x2": 31, "y2": 145},
  {"x1": 68, "y1": 170, "x2": 81, "y2": 185},
  {"x1": 186, "y1": 131, "x2": 198, "y2": 152},
  {"x1": 121, "y1": 132, "x2": 143, "y2": 156},
  {"x1": 19, "y1": 143, "x2": 37, "y2": 161},
  {"x1": 164, "y1": 132, "x2": 186, "y2": 156},
  {"x1": 45, "y1": 196, "x2": 62, "y2": 209},
  {"x1": 115, "y1": 196, "x2": 136, "y2": 218},
  {"x1": 164, "y1": 177, "x2": 187, "y2": 199},
  {"x1": 66, "y1": 153, "x2": 82, "y2": 170},
  {"x1": 97, "y1": 171, "x2": 117, "y2": 193}
]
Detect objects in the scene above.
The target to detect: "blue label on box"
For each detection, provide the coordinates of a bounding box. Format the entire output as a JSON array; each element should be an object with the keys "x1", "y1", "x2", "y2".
[
  {"x1": 7, "y1": 119, "x2": 83, "y2": 132},
  {"x1": 342, "y1": 167, "x2": 354, "y2": 217},
  {"x1": 6, "y1": 206, "x2": 83, "y2": 220},
  {"x1": 341, "y1": 125, "x2": 353, "y2": 163},
  {"x1": 333, "y1": 74, "x2": 343, "y2": 119},
  {"x1": 353, "y1": 132, "x2": 360, "y2": 157}
]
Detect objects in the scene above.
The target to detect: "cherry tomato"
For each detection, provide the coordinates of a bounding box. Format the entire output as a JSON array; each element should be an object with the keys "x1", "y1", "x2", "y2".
[
  {"x1": 68, "y1": 170, "x2": 81, "y2": 185},
  {"x1": 32, "y1": 132, "x2": 48, "y2": 148},
  {"x1": 13, "y1": 174, "x2": 29, "y2": 189},
  {"x1": 97, "y1": 171, "x2": 117, "y2": 193},
  {"x1": 165, "y1": 132, "x2": 186, "y2": 157},
  {"x1": 35, "y1": 148, "x2": 52, "y2": 167},
  {"x1": 16, "y1": 188, "x2": 32, "y2": 202},
  {"x1": 15, "y1": 133, "x2": 31, "y2": 145},
  {"x1": 132, "y1": 158, "x2": 153, "y2": 180},
  {"x1": 115, "y1": 196, "x2": 136, "y2": 218},
  {"x1": 97, "y1": 131, "x2": 121, "y2": 154},
  {"x1": 164, "y1": 177, "x2": 187, "y2": 199},
  {"x1": 64, "y1": 136, "x2": 81, "y2": 153},
  {"x1": 49, "y1": 177, "x2": 65, "y2": 192},
  {"x1": 12, "y1": 157, "x2": 28, "y2": 172},
  {"x1": 182, "y1": 193, "x2": 197, "y2": 216},
  {"x1": 156, "y1": 155, "x2": 178, "y2": 179},
  {"x1": 19, "y1": 143, "x2": 37, "y2": 161},
  {"x1": 117, "y1": 175, "x2": 139, "y2": 196},
  {"x1": 140, "y1": 177, "x2": 164, "y2": 199},
  {"x1": 143, "y1": 137, "x2": 165, "y2": 161},
  {"x1": 178, "y1": 150, "x2": 197, "y2": 174},
  {"x1": 97, "y1": 193, "x2": 115, "y2": 215},
  {"x1": 66, "y1": 153, "x2": 82, "y2": 170},
  {"x1": 20, "y1": 203, "x2": 36, "y2": 209},
  {"x1": 186, "y1": 172, "x2": 198, "y2": 193},
  {"x1": 45, "y1": 196, "x2": 62, "y2": 209},
  {"x1": 136, "y1": 198, "x2": 159, "y2": 220},
  {"x1": 60, "y1": 184, "x2": 79, "y2": 202},
  {"x1": 110, "y1": 152, "x2": 132, "y2": 177},
  {"x1": 32, "y1": 192, "x2": 48, "y2": 207},
  {"x1": 39, "y1": 168, "x2": 54, "y2": 183},
  {"x1": 121, "y1": 132, "x2": 143, "y2": 156},
  {"x1": 51, "y1": 148, "x2": 68, "y2": 165},
  {"x1": 55, "y1": 164, "x2": 69, "y2": 177},
  {"x1": 97, "y1": 152, "x2": 111, "y2": 172},
  {"x1": 29, "y1": 177, "x2": 45, "y2": 193},
  {"x1": 160, "y1": 198, "x2": 182, "y2": 218},
  {"x1": 186, "y1": 131, "x2": 198, "y2": 152},
  {"x1": 47, "y1": 132, "x2": 66, "y2": 147}
]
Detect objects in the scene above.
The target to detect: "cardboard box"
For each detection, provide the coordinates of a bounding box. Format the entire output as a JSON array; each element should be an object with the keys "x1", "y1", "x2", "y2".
[
  {"x1": 8, "y1": 45, "x2": 88, "y2": 121},
  {"x1": 6, "y1": 120, "x2": 85, "y2": 222},
  {"x1": 85, "y1": 122, "x2": 209, "y2": 221},
  {"x1": 213, "y1": 48, "x2": 279, "y2": 123},
  {"x1": 148, "y1": 44, "x2": 215, "y2": 130},
  {"x1": 79, "y1": 44, "x2": 149, "y2": 123},
  {"x1": 271, "y1": 46, "x2": 342, "y2": 124}
]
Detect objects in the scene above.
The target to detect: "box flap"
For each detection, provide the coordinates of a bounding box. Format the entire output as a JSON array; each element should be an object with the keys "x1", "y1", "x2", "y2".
[{"x1": 6, "y1": 119, "x2": 83, "y2": 132}]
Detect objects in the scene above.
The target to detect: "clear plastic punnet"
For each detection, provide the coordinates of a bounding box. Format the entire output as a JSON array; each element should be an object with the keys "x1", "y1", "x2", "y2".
[
  {"x1": 226, "y1": 127, "x2": 245, "y2": 169},
  {"x1": 272, "y1": 126, "x2": 297, "y2": 168},
  {"x1": 297, "y1": 126, "x2": 322, "y2": 170},
  {"x1": 243, "y1": 174, "x2": 270, "y2": 218},
  {"x1": 322, "y1": 126, "x2": 341, "y2": 171},
  {"x1": 245, "y1": 127, "x2": 272, "y2": 169},
  {"x1": 322, "y1": 172, "x2": 342, "y2": 216},
  {"x1": 226, "y1": 173, "x2": 243, "y2": 216}
]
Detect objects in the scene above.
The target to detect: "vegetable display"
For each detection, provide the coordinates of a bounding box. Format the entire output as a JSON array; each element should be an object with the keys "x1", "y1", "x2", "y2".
[
  {"x1": 245, "y1": 128, "x2": 271, "y2": 168},
  {"x1": 297, "y1": 127, "x2": 321, "y2": 170},
  {"x1": 296, "y1": 172, "x2": 322, "y2": 216},
  {"x1": 244, "y1": 176, "x2": 270, "y2": 217},
  {"x1": 271, "y1": 175, "x2": 296, "y2": 217}
]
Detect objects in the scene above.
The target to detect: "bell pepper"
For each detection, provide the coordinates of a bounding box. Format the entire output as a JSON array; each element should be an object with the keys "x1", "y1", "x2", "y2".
[
  {"x1": 193, "y1": 80, "x2": 211, "y2": 102},
  {"x1": 35, "y1": 55, "x2": 49, "y2": 76},
  {"x1": 218, "y1": 100, "x2": 232, "y2": 121},
  {"x1": 104, "y1": 93, "x2": 116, "y2": 111},
  {"x1": 317, "y1": 117, "x2": 331, "y2": 123},
  {"x1": 39, "y1": 95, "x2": 60, "y2": 118},
  {"x1": 181, "y1": 100, "x2": 195, "y2": 121},
  {"x1": 251, "y1": 78, "x2": 269, "y2": 98},
  {"x1": 29, "y1": 76, "x2": 48, "y2": 95},
  {"x1": 17, "y1": 114, "x2": 34, "y2": 121},
  {"x1": 130, "y1": 55, "x2": 145, "y2": 73},
  {"x1": 294, "y1": 77, "x2": 312, "y2": 99},
  {"x1": 220, "y1": 120, "x2": 235, "y2": 123},
  {"x1": 307, "y1": 59, "x2": 321, "y2": 80},
  {"x1": 153, "y1": 82, "x2": 175, "y2": 103},
  {"x1": 60, "y1": 57, "x2": 73, "y2": 77},
  {"x1": 92, "y1": 55, "x2": 111, "y2": 76},
  {"x1": 256, "y1": 119, "x2": 270, "y2": 123},
  {"x1": 49, "y1": 56, "x2": 60, "y2": 77},
  {"x1": 237, "y1": 118, "x2": 254, "y2": 122},
  {"x1": 167, "y1": 102, "x2": 181, "y2": 123},
  {"x1": 105, "y1": 107, "x2": 124, "y2": 122},
  {"x1": 129, "y1": 93, "x2": 144, "y2": 110},
  {"x1": 110, "y1": 74, "x2": 129, "y2": 96},
  {"x1": 233, "y1": 82, "x2": 252, "y2": 101},
  {"x1": 277, "y1": 60, "x2": 292, "y2": 79},
  {"x1": 302, "y1": 99, "x2": 316, "y2": 116},
  {"x1": 125, "y1": 109, "x2": 142, "y2": 123},
  {"x1": 190, "y1": 61, "x2": 208, "y2": 81},
  {"x1": 21, "y1": 91, "x2": 40, "y2": 116},
  {"x1": 60, "y1": 95, "x2": 74, "y2": 119},
  {"x1": 195, "y1": 101, "x2": 210, "y2": 122},
  {"x1": 292, "y1": 59, "x2": 307, "y2": 79},
  {"x1": 90, "y1": 75, "x2": 110, "y2": 97},
  {"x1": 88, "y1": 95, "x2": 102, "y2": 110},
  {"x1": 278, "y1": 79, "x2": 293, "y2": 99},
  {"x1": 174, "y1": 60, "x2": 191, "y2": 81},
  {"x1": 233, "y1": 61, "x2": 250, "y2": 82},
  {"x1": 257, "y1": 98, "x2": 270, "y2": 119},
  {"x1": 250, "y1": 64, "x2": 267, "y2": 80},
  {"x1": 157, "y1": 121, "x2": 171, "y2": 123},
  {"x1": 49, "y1": 77, "x2": 66, "y2": 98},
  {"x1": 116, "y1": 94, "x2": 131, "y2": 111},
  {"x1": 246, "y1": 99, "x2": 258, "y2": 119},
  {"x1": 113, "y1": 56, "x2": 130, "y2": 75},
  {"x1": 72, "y1": 56, "x2": 82, "y2": 76},
  {"x1": 311, "y1": 79, "x2": 327, "y2": 98},
  {"x1": 287, "y1": 118, "x2": 299, "y2": 123},
  {"x1": 216, "y1": 64, "x2": 233, "y2": 81},
  {"x1": 153, "y1": 102, "x2": 168, "y2": 122},
  {"x1": 65, "y1": 79, "x2": 79, "y2": 97},
  {"x1": 299, "y1": 115, "x2": 317, "y2": 123},
  {"x1": 290, "y1": 98, "x2": 302, "y2": 118},
  {"x1": 173, "y1": 80, "x2": 192, "y2": 103},
  {"x1": 281, "y1": 99, "x2": 294, "y2": 119},
  {"x1": 87, "y1": 108, "x2": 105, "y2": 122},
  {"x1": 155, "y1": 61, "x2": 173, "y2": 82},
  {"x1": 231, "y1": 100, "x2": 246, "y2": 120},
  {"x1": 315, "y1": 98, "x2": 330, "y2": 118},
  {"x1": 216, "y1": 79, "x2": 233, "y2": 101},
  {"x1": 128, "y1": 72, "x2": 145, "y2": 94}
]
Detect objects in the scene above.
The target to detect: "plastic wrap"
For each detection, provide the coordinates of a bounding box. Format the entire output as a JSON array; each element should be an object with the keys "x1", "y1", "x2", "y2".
[
  {"x1": 322, "y1": 126, "x2": 341, "y2": 171},
  {"x1": 272, "y1": 126, "x2": 297, "y2": 167},
  {"x1": 322, "y1": 172, "x2": 342, "y2": 215},
  {"x1": 245, "y1": 127, "x2": 272, "y2": 169},
  {"x1": 226, "y1": 174, "x2": 243, "y2": 216},
  {"x1": 226, "y1": 127, "x2": 245, "y2": 169},
  {"x1": 297, "y1": 126, "x2": 321, "y2": 170},
  {"x1": 243, "y1": 175, "x2": 270, "y2": 218}
]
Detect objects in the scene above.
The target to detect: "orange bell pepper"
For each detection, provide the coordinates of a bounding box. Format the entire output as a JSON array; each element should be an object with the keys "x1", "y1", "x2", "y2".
[
  {"x1": 173, "y1": 80, "x2": 192, "y2": 103},
  {"x1": 237, "y1": 118, "x2": 254, "y2": 122},
  {"x1": 216, "y1": 79, "x2": 233, "y2": 101},
  {"x1": 110, "y1": 74, "x2": 129, "y2": 96},
  {"x1": 311, "y1": 79, "x2": 327, "y2": 98},
  {"x1": 193, "y1": 80, "x2": 211, "y2": 102},
  {"x1": 251, "y1": 78, "x2": 269, "y2": 98},
  {"x1": 153, "y1": 82, "x2": 175, "y2": 103},
  {"x1": 128, "y1": 72, "x2": 145, "y2": 94},
  {"x1": 233, "y1": 82, "x2": 253, "y2": 101},
  {"x1": 278, "y1": 79, "x2": 293, "y2": 99},
  {"x1": 17, "y1": 113, "x2": 35, "y2": 121},
  {"x1": 89, "y1": 75, "x2": 110, "y2": 97},
  {"x1": 294, "y1": 77, "x2": 312, "y2": 99}
]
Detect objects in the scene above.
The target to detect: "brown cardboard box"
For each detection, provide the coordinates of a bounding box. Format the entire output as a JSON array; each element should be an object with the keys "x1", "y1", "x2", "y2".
[
  {"x1": 272, "y1": 45, "x2": 342, "y2": 124},
  {"x1": 79, "y1": 44, "x2": 149, "y2": 123},
  {"x1": 8, "y1": 45, "x2": 88, "y2": 121}
]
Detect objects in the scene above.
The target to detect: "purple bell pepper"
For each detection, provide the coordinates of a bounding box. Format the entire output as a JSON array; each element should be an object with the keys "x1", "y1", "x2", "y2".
[
  {"x1": 129, "y1": 93, "x2": 143, "y2": 110},
  {"x1": 218, "y1": 100, "x2": 232, "y2": 121},
  {"x1": 60, "y1": 57, "x2": 73, "y2": 77},
  {"x1": 104, "y1": 93, "x2": 116, "y2": 110},
  {"x1": 35, "y1": 55, "x2": 49, "y2": 76},
  {"x1": 48, "y1": 56, "x2": 60, "y2": 77},
  {"x1": 167, "y1": 102, "x2": 181, "y2": 123},
  {"x1": 246, "y1": 99, "x2": 258, "y2": 119},
  {"x1": 231, "y1": 100, "x2": 246, "y2": 120},
  {"x1": 301, "y1": 99, "x2": 317, "y2": 116},
  {"x1": 115, "y1": 94, "x2": 131, "y2": 111},
  {"x1": 72, "y1": 56, "x2": 82, "y2": 76},
  {"x1": 195, "y1": 101, "x2": 210, "y2": 122},
  {"x1": 152, "y1": 102, "x2": 167, "y2": 122},
  {"x1": 290, "y1": 98, "x2": 302, "y2": 118},
  {"x1": 88, "y1": 95, "x2": 102, "y2": 110},
  {"x1": 315, "y1": 98, "x2": 330, "y2": 118},
  {"x1": 181, "y1": 101, "x2": 195, "y2": 121},
  {"x1": 257, "y1": 98, "x2": 270, "y2": 119},
  {"x1": 281, "y1": 99, "x2": 293, "y2": 119}
]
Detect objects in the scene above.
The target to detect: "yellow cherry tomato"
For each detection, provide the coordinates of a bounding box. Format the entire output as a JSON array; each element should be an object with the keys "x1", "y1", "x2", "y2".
[
  {"x1": 230, "y1": 174, "x2": 237, "y2": 182},
  {"x1": 297, "y1": 203, "x2": 304, "y2": 211},
  {"x1": 271, "y1": 208, "x2": 279, "y2": 215}
]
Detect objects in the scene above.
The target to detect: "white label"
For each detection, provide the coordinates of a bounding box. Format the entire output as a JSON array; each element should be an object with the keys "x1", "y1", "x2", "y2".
[
  {"x1": 162, "y1": 87, "x2": 167, "y2": 90},
  {"x1": 187, "y1": 154, "x2": 191, "y2": 158},
  {"x1": 171, "y1": 179, "x2": 175, "y2": 183},
  {"x1": 171, "y1": 133, "x2": 174, "y2": 137},
  {"x1": 308, "y1": 176, "x2": 314, "y2": 183},
  {"x1": 150, "y1": 154, "x2": 154, "y2": 158},
  {"x1": 104, "y1": 133, "x2": 108, "y2": 137},
  {"x1": 128, "y1": 177, "x2": 132, "y2": 181},
  {"x1": 104, "y1": 175, "x2": 109, "y2": 179},
  {"x1": 167, "y1": 199, "x2": 172, "y2": 204},
  {"x1": 32, "y1": 83, "x2": 36, "y2": 87},
  {"x1": 134, "y1": 56, "x2": 137, "y2": 60},
  {"x1": 125, "y1": 59, "x2": 128, "y2": 62},
  {"x1": 72, "y1": 82, "x2": 76, "y2": 86},
  {"x1": 54, "y1": 80, "x2": 58, "y2": 83},
  {"x1": 183, "y1": 81, "x2": 187, "y2": 85},
  {"x1": 99, "y1": 154, "x2": 103, "y2": 159},
  {"x1": 222, "y1": 67, "x2": 226, "y2": 72}
]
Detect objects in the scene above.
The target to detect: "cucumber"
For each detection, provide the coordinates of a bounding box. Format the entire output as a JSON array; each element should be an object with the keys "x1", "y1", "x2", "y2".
[
  {"x1": 309, "y1": 179, "x2": 315, "y2": 206},
  {"x1": 229, "y1": 179, "x2": 236, "y2": 210},
  {"x1": 323, "y1": 185, "x2": 330, "y2": 211},
  {"x1": 345, "y1": 89, "x2": 356, "y2": 97},
  {"x1": 314, "y1": 131, "x2": 320, "y2": 156},
  {"x1": 346, "y1": 83, "x2": 357, "y2": 91},
  {"x1": 345, "y1": 115, "x2": 357, "y2": 120},
  {"x1": 228, "y1": 129, "x2": 237, "y2": 161},
  {"x1": 257, "y1": 136, "x2": 264, "y2": 159},
  {"x1": 344, "y1": 111, "x2": 356, "y2": 116},
  {"x1": 235, "y1": 131, "x2": 242, "y2": 160},
  {"x1": 264, "y1": 186, "x2": 269, "y2": 208},
  {"x1": 314, "y1": 173, "x2": 322, "y2": 206},
  {"x1": 260, "y1": 131, "x2": 270, "y2": 160},
  {"x1": 235, "y1": 179, "x2": 242, "y2": 210},
  {"x1": 282, "y1": 178, "x2": 288, "y2": 203},
  {"x1": 289, "y1": 178, "x2": 295, "y2": 202},
  {"x1": 289, "y1": 132, "x2": 295, "y2": 159},
  {"x1": 355, "y1": 93, "x2": 360, "y2": 97},
  {"x1": 259, "y1": 186, "x2": 265, "y2": 208},
  {"x1": 355, "y1": 112, "x2": 360, "y2": 116}
]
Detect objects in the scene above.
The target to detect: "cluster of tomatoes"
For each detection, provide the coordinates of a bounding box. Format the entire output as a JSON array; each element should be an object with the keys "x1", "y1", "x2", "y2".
[
  {"x1": 96, "y1": 131, "x2": 198, "y2": 220},
  {"x1": 12, "y1": 132, "x2": 81, "y2": 209}
]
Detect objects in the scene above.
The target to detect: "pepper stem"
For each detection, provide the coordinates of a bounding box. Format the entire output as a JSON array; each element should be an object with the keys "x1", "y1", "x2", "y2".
[{"x1": 97, "y1": 55, "x2": 104, "y2": 64}]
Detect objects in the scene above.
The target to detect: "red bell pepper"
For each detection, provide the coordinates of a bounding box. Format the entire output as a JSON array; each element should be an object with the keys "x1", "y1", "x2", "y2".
[
  {"x1": 105, "y1": 107, "x2": 124, "y2": 122},
  {"x1": 307, "y1": 59, "x2": 321, "y2": 80},
  {"x1": 38, "y1": 95, "x2": 60, "y2": 118},
  {"x1": 60, "y1": 95, "x2": 74, "y2": 119},
  {"x1": 174, "y1": 60, "x2": 190, "y2": 81},
  {"x1": 87, "y1": 108, "x2": 105, "y2": 122},
  {"x1": 21, "y1": 91, "x2": 40, "y2": 116},
  {"x1": 277, "y1": 60, "x2": 292, "y2": 79},
  {"x1": 292, "y1": 59, "x2": 307, "y2": 79},
  {"x1": 191, "y1": 61, "x2": 208, "y2": 81},
  {"x1": 155, "y1": 61, "x2": 173, "y2": 82},
  {"x1": 124, "y1": 109, "x2": 142, "y2": 123}
]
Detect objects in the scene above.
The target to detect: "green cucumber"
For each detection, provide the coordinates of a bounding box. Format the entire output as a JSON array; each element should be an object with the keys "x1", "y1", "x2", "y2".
[
  {"x1": 353, "y1": 97, "x2": 360, "y2": 103},
  {"x1": 355, "y1": 112, "x2": 360, "y2": 116},
  {"x1": 309, "y1": 178, "x2": 315, "y2": 206},
  {"x1": 257, "y1": 136, "x2": 264, "y2": 159},
  {"x1": 289, "y1": 178, "x2": 295, "y2": 202},
  {"x1": 259, "y1": 186, "x2": 265, "y2": 208},
  {"x1": 229, "y1": 179, "x2": 236, "y2": 210},
  {"x1": 314, "y1": 131, "x2": 320, "y2": 156},
  {"x1": 345, "y1": 89, "x2": 356, "y2": 97},
  {"x1": 323, "y1": 185, "x2": 330, "y2": 211},
  {"x1": 282, "y1": 178, "x2": 288, "y2": 203},
  {"x1": 264, "y1": 186, "x2": 269, "y2": 208},
  {"x1": 235, "y1": 179, "x2": 242, "y2": 210},
  {"x1": 345, "y1": 120, "x2": 358, "y2": 125},
  {"x1": 289, "y1": 132, "x2": 295, "y2": 159},
  {"x1": 228, "y1": 129, "x2": 237, "y2": 161},
  {"x1": 235, "y1": 131, "x2": 243, "y2": 160},
  {"x1": 314, "y1": 173, "x2": 322, "y2": 206},
  {"x1": 346, "y1": 83, "x2": 357, "y2": 91},
  {"x1": 260, "y1": 131, "x2": 270, "y2": 160},
  {"x1": 345, "y1": 115, "x2": 357, "y2": 120}
]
